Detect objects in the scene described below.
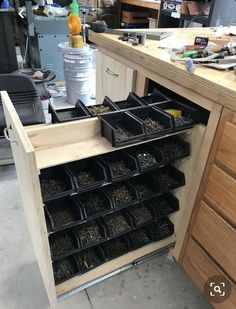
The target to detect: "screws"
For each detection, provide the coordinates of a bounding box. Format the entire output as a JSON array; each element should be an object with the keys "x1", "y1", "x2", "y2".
[
  {"x1": 53, "y1": 258, "x2": 76, "y2": 283},
  {"x1": 74, "y1": 221, "x2": 103, "y2": 247},
  {"x1": 130, "y1": 230, "x2": 150, "y2": 248},
  {"x1": 50, "y1": 231, "x2": 75, "y2": 257},
  {"x1": 50, "y1": 204, "x2": 76, "y2": 227},
  {"x1": 155, "y1": 138, "x2": 187, "y2": 161},
  {"x1": 74, "y1": 248, "x2": 100, "y2": 271},
  {"x1": 105, "y1": 213, "x2": 130, "y2": 236},
  {"x1": 110, "y1": 184, "x2": 134, "y2": 206},
  {"x1": 76, "y1": 170, "x2": 95, "y2": 186},
  {"x1": 80, "y1": 192, "x2": 106, "y2": 216},
  {"x1": 148, "y1": 219, "x2": 172, "y2": 240},
  {"x1": 106, "y1": 238, "x2": 128, "y2": 258},
  {"x1": 129, "y1": 205, "x2": 152, "y2": 226},
  {"x1": 110, "y1": 159, "x2": 131, "y2": 176},
  {"x1": 89, "y1": 105, "x2": 112, "y2": 115},
  {"x1": 115, "y1": 126, "x2": 133, "y2": 141},
  {"x1": 41, "y1": 178, "x2": 67, "y2": 197},
  {"x1": 144, "y1": 117, "x2": 165, "y2": 133},
  {"x1": 136, "y1": 150, "x2": 157, "y2": 169},
  {"x1": 174, "y1": 115, "x2": 193, "y2": 127}
]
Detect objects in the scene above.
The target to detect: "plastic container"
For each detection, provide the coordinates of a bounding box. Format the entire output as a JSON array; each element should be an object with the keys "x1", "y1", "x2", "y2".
[
  {"x1": 151, "y1": 165, "x2": 185, "y2": 193},
  {"x1": 100, "y1": 111, "x2": 146, "y2": 147},
  {"x1": 104, "y1": 181, "x2": 139, "y2": 209},
  {"x1": 53, "y1": 256, "x2": 78, "y2": 285},
  {"x1": 49, "y1": 229, "x2": 78, "y2": 260},
  {"x1": 73, "y1": 220, "x2": 108, "y2": 250},
  {"x1": 75, "y1": 188, "x2": 113, "y2": 220},
  {"x1": 101, "y1": 212, "x2": 133, "y2": 237},
  {"x1": 128, "y1": 106, "x2": 173, "y2": 138},
  {"x1": 140, "y1": 88, "x2": 170, "y2": 105},
  {"x1": 44, "y1": 196, "x2": 84, "y2": 232},
  {"x1": 128, "y1": 174, "x2": 162, "y2": 200},
  {"x1": 65, "y1": 158, "x2": 108, "y2": 192},
  {"x1": 153, "y1": 101, "x2": 199, "y2": 131},
  {"x1": 99, "y1": 151, "x2": 138, "y2": 182},
  {"x1": 128, "y1": 228, "x2": 151, "y2": 249},
  {"x1": 101, "y1": 235, "x2": 131, "y2": 261},
  {"x1": 125, "y1": 144, "x2": 164, "y2": 173},
  {"x1": 127, "y1": 203, "x2": 154, "y2": 228},
  {"x1": 112, "y1": 92, "x2": 145, "y2": 110},
  {"x1": 151, "y1": 136, "x2": 190, "y2": 164},
  {"x1": 80, "y1": 96, "x2": 118, "y2": 116},
  {"x1": 148, "y1": 193, "x2": 179, "y2": 219},
  {"x1": 48, "y1": 101, "x2": 91, "y2": 123},
  {"x1": 39, "y1": 166, "x2": 75, "y2": 202},
  {"x1": 144, "y1": 217, "x2": 174, "y2": 241}
]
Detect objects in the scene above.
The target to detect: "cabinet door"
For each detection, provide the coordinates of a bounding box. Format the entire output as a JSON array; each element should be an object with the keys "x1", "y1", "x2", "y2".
[{"x1": 96, "y1": 51, "x2": 136, "y2": 103}]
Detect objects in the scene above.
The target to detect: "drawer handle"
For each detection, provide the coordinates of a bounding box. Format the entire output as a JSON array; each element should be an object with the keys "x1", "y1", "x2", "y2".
[
  {"x1": 4, "y1": 126, "x2": 17, "y2": 144},
  {"x1": 106, "y1": 68, "x2": 118, "y2": 77}
]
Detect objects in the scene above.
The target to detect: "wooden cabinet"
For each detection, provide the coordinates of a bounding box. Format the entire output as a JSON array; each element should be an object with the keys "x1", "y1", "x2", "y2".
[
  {"x1": 180, "y1": 109, "x2": 236, "y2": 309},
  {"x1": 96, "y1": 51, "x2": 136, "y2": 104}
]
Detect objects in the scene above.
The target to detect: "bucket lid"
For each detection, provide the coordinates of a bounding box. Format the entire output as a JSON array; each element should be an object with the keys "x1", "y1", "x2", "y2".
[{"x1": 58, "y1": 42, "x2": 90, "y2": 54}]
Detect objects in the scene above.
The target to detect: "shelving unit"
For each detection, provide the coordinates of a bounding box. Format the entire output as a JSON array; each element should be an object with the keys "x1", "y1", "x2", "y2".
[{"x1": 2, "y1": 88, "x2": 212, "y2": 308}]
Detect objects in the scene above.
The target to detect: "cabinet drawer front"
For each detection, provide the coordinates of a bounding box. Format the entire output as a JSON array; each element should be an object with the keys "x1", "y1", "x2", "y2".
[
  {"x1": 216, "y1": 121, "x2": 236, "y2": 172},
  {"x1": 182, "y1": 238, "x2": 236, "y2": 309},
  {"x1": 204, "y1": 164, "x2": 236, "y2": 227},
  {"x1": 192, "y1": 202, "x2": 236, "y2": 282}
]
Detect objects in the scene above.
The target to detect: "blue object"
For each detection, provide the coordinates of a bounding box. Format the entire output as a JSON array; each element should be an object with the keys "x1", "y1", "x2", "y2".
[
  {"x1": 1, "y1": 0, "x2": 10, "y2": 8},
  {"x1": 51, "y1": 3, "x2": 61, "y2": 7}
]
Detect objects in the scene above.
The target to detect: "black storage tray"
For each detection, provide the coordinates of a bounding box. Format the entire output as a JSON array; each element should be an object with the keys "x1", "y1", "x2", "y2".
[
  {"x1": 140, "y1": 88, "x2": 170, "y2": 106},
  {"x1": 100, "y1": 111, "x2": 146, "y2": 147},
  {"x1": 148, "y1": 193, "x2": 179, "y2": 219},
  {"x1": 151, "y1": 136, "x2": 190, "y2": 164},
  {"x1": 125, "y1": 144, "x2": 165, "y2": 173},
  {"x1": 128, "y1": 174, "x2": 162, "y2": 201},
  {"x1": 73, "y1": 246, "x2": 106, "y2": 275},
  {"x1": 104, "y1": 181, "x2": 139, "y2": 209},
  {"x1": 65, "y1": 158, "x2": 108, "y2": 192},
  {"x1": 49, "y1": 229, "x2": 78, "y2": 260},
  {"x1": 153, "y1": 101, "x2": 199, "y2": 131},
  {"x1": 40, "y1": 166, "x2": 75, "y2": 201},
  {"x1": 99, "y1": 151, "x2": 138, "y2": 182},
  {"x1": 73, "y1": 220, "x2": 108, "y2": 250},
  {"x1": 81, "y1": 96, "x2": 118, "y2": 116},
  {"x1": 144, "y1": 217, "x2": 174, "y2": 241},
  {"x1": 101, "y1": 235, "x2": 131, "y2": 261},
  {"x1": 48, "y1": 101, "x2": 91, "y2": 123},
  {"x1": 112, "y1": 92, "x2": 145, "y2": 110},
  {"x1": 44, "y1": 195, "x2": 84, "y2": 232},
  {"x1": 128, "y1": 228, "x2": 151, "y2": 250},
  {"x1": 53, "y1": 256, "x2": 78, "y2": 285},
  {"x1": 151, "y1": 165, "x2": 185, "y2": 193},
  {"x1": 128, "y1": 106, "x2": 173, "y2": 137},
  {"x1": 127, "y1": 203, "x2": 155, "y2": 228},
  {"x1": 75, "y1": 188, "x2": 113, "y2": 220},
  {"x1": 101, "y1": 212, "x2": 133, "y2": 238}
]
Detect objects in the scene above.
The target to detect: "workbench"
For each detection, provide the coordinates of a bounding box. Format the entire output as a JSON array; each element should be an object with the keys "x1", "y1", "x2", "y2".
[{"x1": 1, "y1": 28, "x2": 236, "y2": 309}]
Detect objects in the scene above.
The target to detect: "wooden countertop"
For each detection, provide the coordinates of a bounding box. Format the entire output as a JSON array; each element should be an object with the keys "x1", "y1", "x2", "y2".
[
  {"x1": 121, "y1": 0, "x2": 161, "y2": 10},
  {"x1": 89, "y1": 28, "x2": 236, "y2": 111}
]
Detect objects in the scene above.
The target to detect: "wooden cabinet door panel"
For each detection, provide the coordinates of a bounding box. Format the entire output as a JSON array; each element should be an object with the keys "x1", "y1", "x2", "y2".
[{"x1": 192, "y1": 202, "x2": 236, "y2": 283}]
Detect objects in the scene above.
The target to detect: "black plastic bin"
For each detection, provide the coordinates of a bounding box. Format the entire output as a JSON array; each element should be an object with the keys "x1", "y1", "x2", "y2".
[
  {"x1": 128, "y1": 106, "x2": 173, "y2": 138},
  {"x1": 53, "y1": 256, "x2": 78, "y2": 285},
  {"x1": 81, "y1": 96, "x2": 118, "y2": 116},
  {"x1": 99, "y1": 151, "x2": 138, "y2": 182},
  {"x1": 127, "y1": 203, "x2": 154, "y2": 228},
  {"x1": 102, "y1": 212, "x2": 133, "y2": 237},
  {"x1": 144, "y1": 217, "x2": 174, "y2": 241},
  {"x1": 126, "y1": 144, "x2": 164, "y2": 173},
  {"x1": 100, "y1": 111, "x2": 146, "y2": 147},
  {"x1": 44, "y1": 195, "x2": 84, "y2": 232},
  {"x1": 153, "y1": 101, "x2": 199, "y2": 131},
  {"x1": 151, "y1": 165, "x2": 185, "y2": 193},
  {"x1": 73, "y1": 246, "x2": 106, "y2": 275},
  {"x1": 65, "y1": 158, "x2": 108, "y2": 192},
  {"x1": 112, "y1": 92, "x2": 145, "y2": 110},
  {"x1": 148, "y1": 193, "x2": 179, "y2": 219},
  {"x1": 48, "y1": 101, "x2": 91, "y2": 123},
  {"x1": 104, "y1": 181, "x2": 139, "y2": 209},
  {"x1": 101, "y1": 235, "x2": 131, "y2": 260},
  {"x1": 128, "y1": 174, "x2": 162, "y2": 200},
  {"x1": 151, "y1": 136, "x2": 190, "y2": 164},
  {"x1": 128, "y1": 228, "x2": 151, "y2": 250},
  {"x1": 49, "y1": 229, "x2": 78, "y2": 260},
  {"x1": 73, "y1": 220, "x2": 108, "y2": 250},
  {"x1": 75, "y1": 188, "x2": 113, "y2": 220},
  {"x1": 140, "y1": 88, "x2": 170, "y2": 106},
  {"x1": 39, "y1": 166, "x2": 75, "y2": 201}
]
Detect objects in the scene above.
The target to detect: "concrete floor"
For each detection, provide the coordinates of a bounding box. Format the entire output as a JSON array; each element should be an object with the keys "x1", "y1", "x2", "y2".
[{"x1": 0, "y1": 165, "x2": 213, "y2": 309}]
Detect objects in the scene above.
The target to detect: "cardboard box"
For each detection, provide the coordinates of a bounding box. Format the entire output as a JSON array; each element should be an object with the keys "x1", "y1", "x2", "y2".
[
  {"x1": 187, "y1": 1, "x2": 201, "y2": 15},
  {"x1": 122, "y1": 11, "x2": 149, "y2": 24},
  {"x1": 148, "y1": 18, "x2": 158, "y2": 28},
  {"x1": 180, "y1": 1, "x2": 189, "y2": 15}
]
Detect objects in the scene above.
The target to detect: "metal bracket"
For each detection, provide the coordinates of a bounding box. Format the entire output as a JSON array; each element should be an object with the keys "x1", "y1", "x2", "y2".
[{"x1": 3, "y1": 127, "x2": 17, "y2": 144}]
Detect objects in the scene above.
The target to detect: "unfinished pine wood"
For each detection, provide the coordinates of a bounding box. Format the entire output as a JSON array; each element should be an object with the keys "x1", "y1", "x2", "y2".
[
  {"x1": 204, "y1": 164, "x2": 236, "y2": 227},
  {"x1": 182, "y1": 238, "x2": 236, "y2": 309},
  {"x1": 216, "y1": 121, "x2": 236, "y2": 173},
  {"x1": 89, "y1": 29, "x2": 236, "y2": 111},
  {"x1": 96, "y1": 51, "x2": 136, "y2": 104},
  {"x1": 192, "y1": 202, "x2": 236, "y2": 283},
  {"x1": 121, "y1": 0, "x2": 161, "y2": 11},
  {"x1": 56, "y1": 236, "x2": 174, "y2": 296},
  {"x1": 1, "y1": 91, "x2": 58, "y2": 309}
]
